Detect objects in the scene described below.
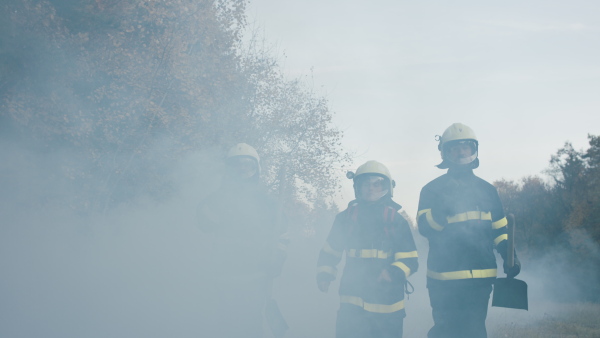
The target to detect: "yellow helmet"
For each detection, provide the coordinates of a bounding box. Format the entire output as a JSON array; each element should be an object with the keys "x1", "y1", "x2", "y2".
[
  {"x1": 346, "y1": 160, "x2": 396, "y2": 199},
  {"x1": 226, "y1": 143, "x2": 261, "y2": 177},
  {"x1": 437, "y1": 123, "x2": 479, "y2": 168}
]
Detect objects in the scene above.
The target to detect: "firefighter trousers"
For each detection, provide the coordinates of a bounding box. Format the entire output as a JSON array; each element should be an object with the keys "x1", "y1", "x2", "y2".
[{"x1": 427, "y1": 282, "x2": 493, "y2": 338}]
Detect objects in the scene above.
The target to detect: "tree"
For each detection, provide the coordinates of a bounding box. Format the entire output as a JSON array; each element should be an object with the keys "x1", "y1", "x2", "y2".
[
  {"x1": 495, "y1": 176, "x2": 560, "y2": 255},
  {"x1": 496, "y1": 136, "x2": 600, "y2": 301},
  {"x1": 582, "y1": 134, "x2": 600, "y2": 243},
  {"x1": 0, "y1": 0, "x2": 350, "y2": 220}
]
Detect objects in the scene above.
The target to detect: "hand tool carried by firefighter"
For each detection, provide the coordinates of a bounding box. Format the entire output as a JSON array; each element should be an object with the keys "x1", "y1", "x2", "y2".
[{"x1": 492, "y1": 213, "x2": 528, "y2": 310}]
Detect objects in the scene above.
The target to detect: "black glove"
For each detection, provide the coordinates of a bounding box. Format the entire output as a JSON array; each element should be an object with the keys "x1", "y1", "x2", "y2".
[{"x1": 503, "y1": 255, "x2": 521, "y2": 278}]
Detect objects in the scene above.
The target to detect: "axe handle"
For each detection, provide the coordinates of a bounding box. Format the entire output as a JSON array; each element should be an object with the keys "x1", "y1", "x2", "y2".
[{"x1": 507, "y1": 213, "x2": 515, "y2": 268}]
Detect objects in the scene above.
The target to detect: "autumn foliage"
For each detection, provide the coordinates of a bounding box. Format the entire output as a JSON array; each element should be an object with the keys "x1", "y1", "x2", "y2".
[
  {"x1": 0, "y1": 0, "x2": 350, "y2": 213},
  {"x1": 494, "y1": 135, "x2": 600, "y2": 302}
]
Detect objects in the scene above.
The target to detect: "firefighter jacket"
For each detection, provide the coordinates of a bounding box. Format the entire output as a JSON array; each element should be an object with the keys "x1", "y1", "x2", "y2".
[
  {"x1": 317, "y1": 198, "x2": 418, "y2": 314},
  {"x1": 417, "y1": 168, "x2": 509, "y2": 287},
  {"x1": 197, "y1": 180, "x2": 289, "y2": 277}
]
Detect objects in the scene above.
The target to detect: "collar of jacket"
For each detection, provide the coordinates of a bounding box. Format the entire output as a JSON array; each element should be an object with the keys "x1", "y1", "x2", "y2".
[{"x1": 447, "y1": 166, "x2": 475, "y2": 179}]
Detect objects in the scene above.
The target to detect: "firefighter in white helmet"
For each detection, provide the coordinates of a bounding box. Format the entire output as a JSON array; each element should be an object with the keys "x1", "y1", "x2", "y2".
[
  {"x1": 196, "y1": 143, "x2": 288, "y2": 338},
  {"x1": 417, "y1": 123, "x2": 521, "y2": 338},
  {"x1": 225, "y1": 142, "x2": 262, "y2": 180},
  {"x1": 317, "y1": 160, "x2": 418, "y2": 338}
]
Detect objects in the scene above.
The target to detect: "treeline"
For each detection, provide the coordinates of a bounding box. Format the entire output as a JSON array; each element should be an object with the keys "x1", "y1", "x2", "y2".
[
  {"x1": 494, "y1": 135, "x2": 600, "y2": 302},
  {"x1": 0, "y1": 0, "x2": 349, "y2": 224}
]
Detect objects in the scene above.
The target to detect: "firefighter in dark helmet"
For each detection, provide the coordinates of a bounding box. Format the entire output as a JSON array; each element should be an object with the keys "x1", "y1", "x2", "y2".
[
  {"x1": 317, "y1": 160, "x2": 418, "y2": 338},
  {"x1": 196, "y1": 143, "x2": 288, "y2": 338},
  {"x1": 417, "y1": 123, "x2": 521, "y2": 338}
]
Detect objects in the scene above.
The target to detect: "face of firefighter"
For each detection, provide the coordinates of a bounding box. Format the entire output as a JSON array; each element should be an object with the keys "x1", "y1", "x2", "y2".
[
  {"x1": 356, "y1": 175, "x2": 389, "y2": 202},
  {"x1": 446, "y1": 140, "x2": 477, "y2": 165},
  {"x1": 227, "y1": 157, "x2": 258, "y2": 179}
]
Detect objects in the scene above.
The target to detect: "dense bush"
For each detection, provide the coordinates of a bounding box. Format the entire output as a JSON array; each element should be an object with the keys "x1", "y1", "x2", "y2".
[{"x1": 495, "y1": 135, "x2": 600, "y2": 302}]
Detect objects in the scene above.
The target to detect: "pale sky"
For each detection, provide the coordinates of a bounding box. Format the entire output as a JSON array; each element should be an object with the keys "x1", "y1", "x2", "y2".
[{"x1": 246, "y1": 0, "x2": 600, "y2": 215}]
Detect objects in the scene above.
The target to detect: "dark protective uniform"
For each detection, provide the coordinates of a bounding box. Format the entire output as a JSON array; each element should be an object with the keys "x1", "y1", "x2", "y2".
[
  {"x1": 417, "y1": 168, "x2": 509, "y2": 338},
  {"x1": 317, "y1": 198, "x2": 419, "y2": 338},
  {"x1": 197, "y1": 179, "x2": 288, "y2": 338}
]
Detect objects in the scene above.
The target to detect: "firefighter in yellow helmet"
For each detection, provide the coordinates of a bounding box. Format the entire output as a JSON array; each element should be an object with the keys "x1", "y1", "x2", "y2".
[
  {"x1": 317, "y1": 160, "x2": 418, "y2": 338},
  {"x1": 417, "y1": 123, "x2": 521, "y2": 338},
  {"x1": 196, "y1": 143, "x2": 288, "y2": 338}
]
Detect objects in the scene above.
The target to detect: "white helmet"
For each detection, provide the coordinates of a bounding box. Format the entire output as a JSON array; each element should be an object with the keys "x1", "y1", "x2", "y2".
[
  {"x1": 346, "y1": 160, "x2": 396, "y2": 200},
  {"x1": 437, "y1": 123, "x2": 479, "y2": 168},
  {"x1": 226, "y1": 143, "x2": 261, "y2": 178}
]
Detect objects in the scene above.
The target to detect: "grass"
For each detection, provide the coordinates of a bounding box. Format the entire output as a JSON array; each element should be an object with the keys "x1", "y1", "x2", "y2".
[{"x1": 489, "y1": 303, "x2": 600, "y2": 338}]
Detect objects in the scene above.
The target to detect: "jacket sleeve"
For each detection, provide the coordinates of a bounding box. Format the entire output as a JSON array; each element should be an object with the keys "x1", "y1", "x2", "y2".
[
  {"x1": 489, "y1": 187, "x2": 509, "y2": 260},
  {"x1": 316, "y1": 213, "x2": 345, "y2": 283},
  {"x1": 389, "y1": 214, "x2": 419, "y2": 281},
  {"x1": 417, "y1": 185, "x2": 449, "y2": 238}
]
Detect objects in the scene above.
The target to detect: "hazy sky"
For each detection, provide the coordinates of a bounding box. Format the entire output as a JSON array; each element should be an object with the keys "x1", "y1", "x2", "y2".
[{"x1": 246, "y1": 0, "x2": 600, "y2": 214}]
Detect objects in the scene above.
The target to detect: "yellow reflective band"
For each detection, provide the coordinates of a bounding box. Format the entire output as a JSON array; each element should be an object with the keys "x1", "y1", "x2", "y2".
[
  {"x1": 494, "y1": 234, "x2": 508, "y2": 246},
  {"x1": 347, "y1": 249, "x2": 390, "y2": 259},
  {"x1": 317, "y1": 266, "x2": 337, "y2": 277},
  {"x1": 322, "y1": 242, "x2": 343, "y2": 258},
  {"x1": 340, "y1": 295, "x2": 405, "y2": 314},
  {"x1": 427, "y1": 268, "x2": 497, "y2": 280},
  {"x1": 392, "y1": 261, "x2": 411, "y2": 277},
  {"x1": 492, "y1": 217, "x2": 508, "y2": 229},
  {"x1": 394, "y1": 251, "x2": 418, "y2": 260},
  {"x1": 418, "y1": 209, "x2": 444, "y2": 231},
  {"x1": 446, "y1": 211, "x2": 492, "y2": 224}
]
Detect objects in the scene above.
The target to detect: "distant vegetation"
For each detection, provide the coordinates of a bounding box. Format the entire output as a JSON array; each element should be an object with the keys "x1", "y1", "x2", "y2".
[
  {"x1": 0, "y1": 0, "x2": 349, "y2": 225},
  {"x1": 494, "y1": 135, "x2": 600, "y2": 302}
]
